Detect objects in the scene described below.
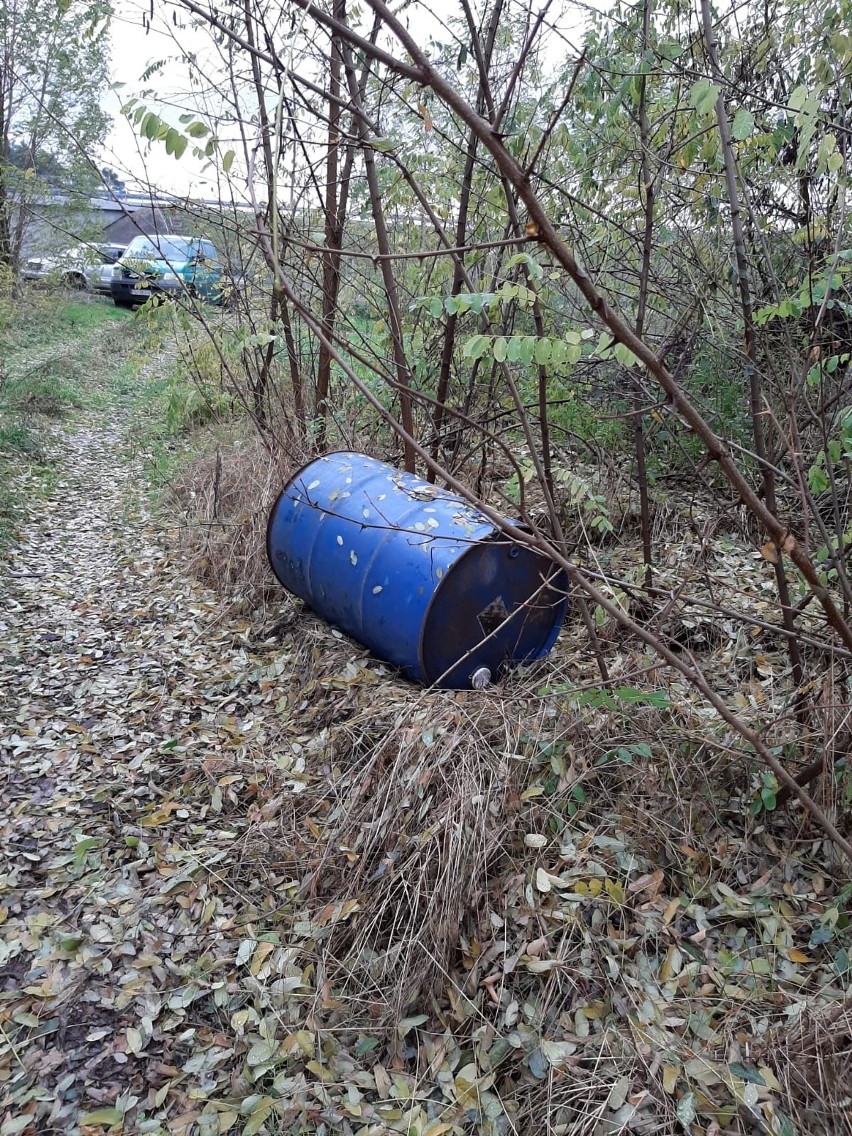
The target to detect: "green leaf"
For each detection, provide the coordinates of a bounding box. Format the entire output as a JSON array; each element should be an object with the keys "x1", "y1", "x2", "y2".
[
  {"x1": 505, "y1": 251, "x2": 543, "y2": 279},
  {"x1": 534, "y1": 338, "x2": 552, "y2": 365},
  {"x1": 397, "y1": 1013, "x2": 428, "y2": 1037},
  {"x1": 729, "y1": 1063, "x2": 766, "y2": 1085},
  {"x1": 1, "y1": 1117, "x2": 39, "y2": 1135},
  {"x1": 676, "y1": 1092, "x2": 696, "y2": 1125},
  {"x1": 222, "y1": 149, "x2": 235, "y2": 173},
  {"x1": 247, "y1": 1038, "x2": 278, "y2": 1066},
  {"x1": 614, "y1": 343, "x2": 639, "y2": 368},
  {"x1": 463, "y1": 334, "x2": 490, "y2": 360},
  {"x1": 187, "y1": 121, "x2": 208, "y2": 137},
  {"x1": 788, "y1": 85, "x2": 808, "y2": 111},
  {"x1": 466, "y1": 291, "x2": 495, "y2": 314},
  {"x1": 242, "y1": 1100, "x2": 274, "y2": 1136},
  {"x1": 493, "y1": 336, "x2": 508, "y2": 363},
  {"x1": 79, "y1": 1109, "x2": 125, "y2": 1127},
  {"x1": 689, "y1": 78, "x2": 720, "y2": 116},
  {"x1": 507, "y1": 336, "x2": 523, "y2": 363},
  {"x1": 429, "y1": 296, "x2": 443, "y2": 319},
  {"x1": 731, "y1": 109, "x2": 755, "y2": 141}
]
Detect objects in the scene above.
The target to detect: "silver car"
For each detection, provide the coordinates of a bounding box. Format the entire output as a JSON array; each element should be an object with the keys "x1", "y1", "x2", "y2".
[{"x1": 22, "y1": 243, "x2": 127, "y2": 293}]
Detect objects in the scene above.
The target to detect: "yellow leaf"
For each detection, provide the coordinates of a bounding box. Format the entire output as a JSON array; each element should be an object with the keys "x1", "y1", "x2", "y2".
[
  {"x1": 662, "y1": 1064, "x2": 679, "y2": 1094},
  {"x1": 722, "y1": 983, "x2": 750, "y2": 1000},
  {"x1": 662, "y1": 897, "x2": 680, "y2": 924},
  {"x1": 659, "y1": 945, "x2": 682, "y2": 982},
  {"x1": 758, "y1": 1065, "x2": 783, "y2": 1092},
  {"x1": 787, "y1": 948, "x2": 812, "y2": 964},
  {"x1": 139, "y1": 810, "x2": 171, "y2": 827},
  {"x1": 454, "y1": 1062, "x2": 481, "y2": 1108},
  {"x1": 306, "y1": 1059, "x2": 333, "y2": 1081},
  {"x1": 525, "y1": 958, "x2": 560, "y2": 973},
  {"x1": 604, "y1": 879, "x2": 625, "y2": 904},
  {"x1": 250, "y1": 941, "x2": 275, "y2": 976},
  {"x1": 79, "y1": 1109, "x2": 124, "y2": 1129},
  {"x1": 588, "y1": 878, "x2": 602, "y2": 898},
  {"x1": 760, "y1": 541, "x2": 779, "y2": 564},
  {"x1": 583, "y1": 1000, "x2": 606, "y2": 1020}
]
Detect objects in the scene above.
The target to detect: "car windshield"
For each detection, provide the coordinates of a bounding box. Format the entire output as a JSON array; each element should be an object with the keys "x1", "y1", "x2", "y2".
[{"x1": 125, "y1": 237, "x2": 193, "y2": 262}]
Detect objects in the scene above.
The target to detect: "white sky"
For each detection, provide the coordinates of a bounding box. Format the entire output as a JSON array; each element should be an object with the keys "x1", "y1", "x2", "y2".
[
  {"x1": 100, "y1": 2, "x2": 221, "y2": 196},
  {"x1": 98, "y1": 0, "x2": 590, "y2": 199}
]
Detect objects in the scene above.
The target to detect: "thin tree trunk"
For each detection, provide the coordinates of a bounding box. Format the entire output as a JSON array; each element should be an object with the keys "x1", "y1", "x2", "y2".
[
  {"x1": 699, "y1": 0, "x2": 803, "y2": 689},
  {"x1": 633, "y1": 0, "x2": 655, "y2": 590},
  {"x1": 429, "y1": 0, "x2": 504, "y2": 478},
  {"x1": 244, "y1": 0, "x2": 304, "y2": 435},
  {"x1": 342, "y1": 46, "x2": 416, "y2": 472},
  {"x1": 315, "y1": 0, "x2": 344, "y2": 445}
]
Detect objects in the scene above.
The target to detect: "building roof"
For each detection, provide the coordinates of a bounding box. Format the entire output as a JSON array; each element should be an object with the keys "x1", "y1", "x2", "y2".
[{"x1": 103, "y1": 203, "x2": 172, "y2": 244}]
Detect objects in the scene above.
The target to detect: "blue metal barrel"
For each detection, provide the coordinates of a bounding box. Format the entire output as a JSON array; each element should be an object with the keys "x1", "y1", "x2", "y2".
[{"x1": 266, "y1": 452, "x2": 567, "y2": 688}]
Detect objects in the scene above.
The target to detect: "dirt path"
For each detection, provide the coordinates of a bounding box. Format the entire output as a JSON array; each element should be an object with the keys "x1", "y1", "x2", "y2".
[{"x1": 0, "y1": 385, "x2": 284, "y2": 1132}]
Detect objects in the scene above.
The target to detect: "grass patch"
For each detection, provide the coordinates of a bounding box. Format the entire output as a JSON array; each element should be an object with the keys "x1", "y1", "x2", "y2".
[
  {"x1": 0, "y1": 290, "x2": 138, "y2": 552},
  {"x1": 0, "y1": 419, "x2": 41, "y2": 457},
  {"x1": 0, "y1": 292, "x2": 124, "y2": 358},
  {"x1": 124, "y1": 306, "x2": 248, "y2": 509},
  {"x1": 2, "y1": 356, "x2": 84, "y2": 417}
]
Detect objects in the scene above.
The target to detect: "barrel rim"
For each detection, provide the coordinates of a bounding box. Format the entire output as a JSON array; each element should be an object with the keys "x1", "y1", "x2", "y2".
[{"x1": 417, "y1": 529, "x2": 569, "y2": 686}]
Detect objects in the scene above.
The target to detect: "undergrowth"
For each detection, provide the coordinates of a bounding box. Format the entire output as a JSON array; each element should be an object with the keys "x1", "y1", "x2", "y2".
[{"x1": 136, "y1": 377, "x2": 851, "y2": 1134}]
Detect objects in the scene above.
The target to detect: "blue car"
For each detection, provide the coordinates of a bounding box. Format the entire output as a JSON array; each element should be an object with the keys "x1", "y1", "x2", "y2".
[{"x1": 110, "y1": 235, "x2": 222, "y2": 307}]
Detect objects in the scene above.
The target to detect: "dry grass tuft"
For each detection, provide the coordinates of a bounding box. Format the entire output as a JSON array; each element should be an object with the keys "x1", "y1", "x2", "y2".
[
  {"x1": 309, "y1": 698, "x2": 517, "y2": 1017},
  {"x1": 768, "y1": 996, "x2": 852, "y2": 1136},
  {"x1": 167, "y1": 433, "x2": 302, "y2": 608}
]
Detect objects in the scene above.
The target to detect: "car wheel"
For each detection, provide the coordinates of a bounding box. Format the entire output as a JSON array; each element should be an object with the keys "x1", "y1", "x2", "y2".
[{"x1": 113, "y1": 297, "x2": 134, "y2": 309}]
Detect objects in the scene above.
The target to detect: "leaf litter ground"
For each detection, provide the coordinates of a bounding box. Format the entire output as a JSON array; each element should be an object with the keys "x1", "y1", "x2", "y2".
[{"x1": 1, "y1": 333, "x2": 851, "y2": 1136}]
